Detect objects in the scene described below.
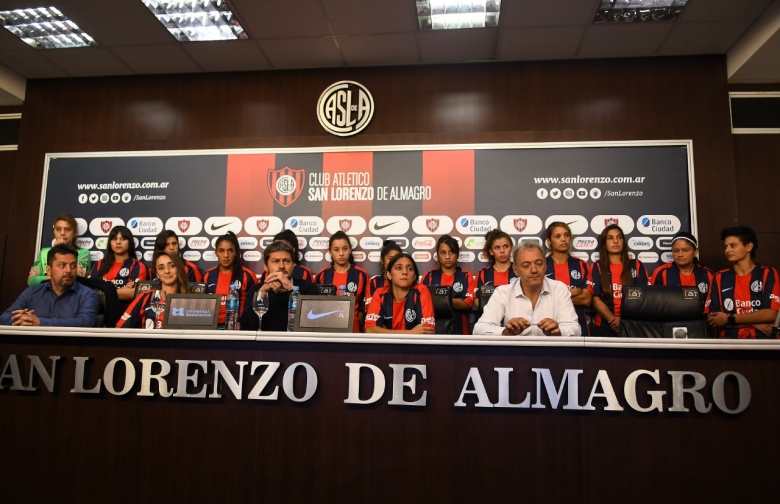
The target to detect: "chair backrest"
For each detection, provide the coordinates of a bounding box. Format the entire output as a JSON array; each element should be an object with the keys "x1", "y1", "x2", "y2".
[
  {"x1": 76, "y1": 276, "x2": 120, "y2": 327},
  {"x1": 427, "y1": 285, "x2": 454, "y2": 334},
  {"x1": 189, "y1": 282, "x2": 207, "y2": 294},
  {"x1": 620, "y1": 285, "x2": 708, "y2": 338},
  {"x1": 318, "y1": 284, "x2": 337, "y2": 296},
  {"x1": 478, "y1": 285, "x2": 497, "y2": 311}
]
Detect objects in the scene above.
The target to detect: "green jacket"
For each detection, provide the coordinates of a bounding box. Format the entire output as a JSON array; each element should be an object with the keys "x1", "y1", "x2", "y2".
[{"x1": 28, "y1": 246, "x2": 92, "y2": 286}]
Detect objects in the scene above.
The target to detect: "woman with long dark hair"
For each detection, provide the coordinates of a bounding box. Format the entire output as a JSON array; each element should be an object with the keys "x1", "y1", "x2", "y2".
[
  {"x1": 116, "y1": 251, "x2": 190, "y2": 329},
  {"x1": 90, "y1": 225, "x2": 147, "y2": 304},
  {"x1": 202, "y1": 231, "x2": 257, "y2": 326},
  {"x1": 365, "y1": 253, "x2": 435, "y2": 334},
  {"x1": 544, "y1": 221, "x2": 592, "y2": 335},
  {"x1": 588, "y1": 224, "x2": 649, "y2": 336},
  {"x1": 149, "y1": 229, "x2": 201, "y2": 283},
  {"x1": 314, "y1": 231, "x2": 368, "y2": 332},
  {"x1": 420, "y1": 234, "x2": 476, "y2": 335},
  {"x1": 29, "y1": 214, "x2": 91, "y2": 285}
]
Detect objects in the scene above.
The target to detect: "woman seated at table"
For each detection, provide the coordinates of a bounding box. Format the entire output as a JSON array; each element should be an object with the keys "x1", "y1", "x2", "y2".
[
  {"x1": 365, "y1": 240, "x2": 402, "y2": 310},
  {"x1": 149, "y1": 230, "x2": 201, "y2": 283},
  {"x1": 365, "y1": 253, "x2": 435, "y2": 334},
  {"x1": 116, "y1": 251, "x2": 189, "y2": 329},
  {"x1": 202, "y1": 231, "x2": 257, "y2": 326},
  {"x1": 650, "y1": 230, "x2": 713, "y2": 300},
  {"x1": 315, "y1": 231, "x2": 368, "y2": 332},
  {"x1": 29, "y1": 214, "x2": 91, "y2": 285}
]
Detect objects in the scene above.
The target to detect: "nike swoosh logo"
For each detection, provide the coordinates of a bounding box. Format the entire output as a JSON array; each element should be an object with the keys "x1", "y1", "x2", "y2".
[
  {"x1": 373, "y1": 221, "x2": 399, "y2": 230},
  {"x1": 307, "y1": 309, "x2": 343, "y2": 320},
  {"x1": 210, "y1": 222, "x2": 233, "y2": 231},
  {"x1": 722, "y1": 287, "x2": 733, "y2": 292},
  {"x1": 566, "y1": 220, "x2": 580, "y2": 226}
]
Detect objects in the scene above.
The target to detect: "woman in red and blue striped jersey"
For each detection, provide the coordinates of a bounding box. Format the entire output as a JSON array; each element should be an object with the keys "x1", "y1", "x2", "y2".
[
  {"x1": 365, "y1": 253, "x2": 435, "y2": 334},
  {"x1": 588, "y1": 224, "x2": 649, "y2": 337},
  {"x1": 650, "y1": 231, "x2": 713, "y2": 301},
  {"x1": 420, "y1": 234, "x2": 476, "y2": 335},
  {"x1": 90, "y1": 225, "x2": 147, "y2": 308},
  {"x1": 315, "y1": 231, "x2": 368, "y2": 332},
  {"x1": 202, "y1": 231, "x2": 257, "y2": 326},
  {"x1": 117, "y1": 251, "x2": 190, "y2": 329},
  {"x1": 475, "y1": 229, "x2": 517, "y2": 308},
  {"x1": 544, "y1": 221, "x2": 592, "y2": 335},
  {"x1": 149, "y1": 230, "x2": 202, "y2": 283},
  {"x1": 365, "y1": 240, "x2": 402, "y2": 311}
]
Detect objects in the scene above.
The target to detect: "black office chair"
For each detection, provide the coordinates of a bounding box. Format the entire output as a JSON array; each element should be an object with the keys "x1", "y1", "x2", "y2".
[
  {"x1": 76, "y1": 276, "x2": 121, "y2": 328},
  {"x1": 619, "y1": 285, "x2": 708, "y2": 338},
  {"x1": 477, "y1": 285, "x2": 497, "y2": 314},
  {"x1": 189, "y1": 282, "x2": 207, "y2": 294},
  {"x1": 318, "y1": 284, "x2": 337, "y2": 296},
  {"x1": 426, "y1": 285, "x2": 454, "y2": 335}
]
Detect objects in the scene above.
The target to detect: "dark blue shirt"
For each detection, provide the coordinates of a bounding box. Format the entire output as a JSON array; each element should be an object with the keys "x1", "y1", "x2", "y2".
[{"x1": 0, "y1": 281, "x2": 99, "y2": 327}]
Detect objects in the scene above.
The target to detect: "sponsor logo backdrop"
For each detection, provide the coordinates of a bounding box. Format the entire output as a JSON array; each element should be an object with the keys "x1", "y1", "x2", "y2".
[{"x1": 42, "y1": 145, "x2": 692, "y2": 277}]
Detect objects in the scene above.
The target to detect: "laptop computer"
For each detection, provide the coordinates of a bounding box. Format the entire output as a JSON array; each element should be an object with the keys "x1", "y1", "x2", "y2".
[
  {"x1": 161, "y1": 294, "x2": 221, "y2": 330},
  {"x1": 293, "y1": 295, "x2": 355, "y2": 333}
]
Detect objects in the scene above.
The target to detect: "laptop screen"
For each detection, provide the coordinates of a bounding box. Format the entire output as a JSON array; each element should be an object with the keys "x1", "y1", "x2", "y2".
[
  {"x1": 294, "y1": 295, "x2": 355, "y2": 333},
  {"x1": 162, "y1": 294, "x2": 221, "y2": 330}
]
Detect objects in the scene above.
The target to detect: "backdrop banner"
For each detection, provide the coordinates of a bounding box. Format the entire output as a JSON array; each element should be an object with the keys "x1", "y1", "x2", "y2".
[{"x1": 40, "y1": 142, "x2": 695, "y2": 278}]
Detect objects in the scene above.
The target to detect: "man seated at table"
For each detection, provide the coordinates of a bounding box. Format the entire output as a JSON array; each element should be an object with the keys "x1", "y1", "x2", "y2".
[
  {"x1": 239, "y1": 241, "x2": 319, "y2": 331},
  {"x1": 1, "y1": 244, "x2": 99, "y2": 327},
  {"x1": 474, "y1": 241, "x2": 581, "y2": 337}
]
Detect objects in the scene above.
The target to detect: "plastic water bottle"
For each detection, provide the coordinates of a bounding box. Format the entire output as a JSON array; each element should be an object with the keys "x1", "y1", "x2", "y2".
[
  {"x1": 287, "y1": 286, "x2": 300, "y2": 332},
  {"x1": 338, "y1": 285, "x2": 347, "y2": 296},
  {"x1": 225, "y1": 281, "x2": 240, "y2": 330}
]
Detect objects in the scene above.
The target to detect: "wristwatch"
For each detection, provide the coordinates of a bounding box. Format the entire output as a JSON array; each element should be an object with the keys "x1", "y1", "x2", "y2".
[{"x1": 728, "y1": 314, "x2": 736, "y2": 325}]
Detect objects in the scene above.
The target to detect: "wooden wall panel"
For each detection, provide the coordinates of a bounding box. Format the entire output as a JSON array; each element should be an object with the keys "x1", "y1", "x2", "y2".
[
  {"x1": 732, "y1": 134, "x2": 780, "y2": 270},
  {"x1": 3, "y1": 55, "x2": 737, "y2": 307},
  {"x1": 0, "y1": 337, "x2": 776, "y2": 502}
]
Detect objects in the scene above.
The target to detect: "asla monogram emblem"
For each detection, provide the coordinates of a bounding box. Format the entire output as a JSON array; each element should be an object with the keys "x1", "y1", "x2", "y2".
[{"x1": 267, "y1": 167, "x2": 305, "y2": 208}]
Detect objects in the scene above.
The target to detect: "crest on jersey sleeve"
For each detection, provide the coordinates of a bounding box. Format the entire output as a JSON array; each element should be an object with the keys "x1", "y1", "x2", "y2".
[{"x1": 267, "y1": 167, "x2": 305, "y2": 208}]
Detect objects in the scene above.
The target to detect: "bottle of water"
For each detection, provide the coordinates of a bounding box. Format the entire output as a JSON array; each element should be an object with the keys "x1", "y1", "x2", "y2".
[
  {"x1": 338, "y1": 284, "x2": 351, "y2": 296},
  {"x1": 225, "y1": 281, "x2": 240, "y2": 330},
  {"x1": 287, "y1": 286, "x2": 300, "y2": 332}
]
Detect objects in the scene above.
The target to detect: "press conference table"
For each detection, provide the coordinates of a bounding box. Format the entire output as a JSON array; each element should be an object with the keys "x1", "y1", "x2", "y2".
[{"x1": 1, "y1": 327, "x2": 778, "y2": 503}]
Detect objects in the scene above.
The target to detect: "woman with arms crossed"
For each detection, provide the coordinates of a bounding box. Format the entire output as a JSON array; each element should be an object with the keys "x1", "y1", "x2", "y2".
[
  {"x1": 116, "y1": 251, "x2": 189, "y2": 329},
  {"x1": 90, "y1": 225, "x2": 147, "y2": 307},
  {"x1": 588, "y1": 224, "x2": 648, "y2": 337},
  {"x1": 365, "y1": 253, "x2": 435, "y2": 334}
]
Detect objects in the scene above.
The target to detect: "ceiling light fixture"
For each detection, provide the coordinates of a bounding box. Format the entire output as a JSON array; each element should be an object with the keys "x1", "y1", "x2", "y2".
[
  {"x1": 0, "y1": 7, "x2": 97, "y2": 49},
  {"x1": 594, "y1": 0, "x2": 688, "y2": 24},
  {"x1": 416, "y1": 1, "x2": 501, "y2": 31},
  {"x1": 141, "y1": 0, "x2": 247, "y2": 41}
]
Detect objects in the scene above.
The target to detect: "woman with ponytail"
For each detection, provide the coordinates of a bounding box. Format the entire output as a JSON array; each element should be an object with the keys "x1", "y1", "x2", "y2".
[{"x1": 314, "y1": 231, "x2": 368, "y2": 332}]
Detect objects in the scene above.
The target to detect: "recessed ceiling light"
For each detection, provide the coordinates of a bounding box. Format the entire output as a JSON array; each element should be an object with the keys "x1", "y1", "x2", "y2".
[
  {"x1": 594, "y1": 0, "x2": 688, "y2": 23},
  {"x1": 142, "y1": 0, "x2": 248, "y2": 42},
  {"x1": 0, "y1": 7, "x2": 97, "y2": 49},
  {"x1": 417, "y1": 1, "x2": 501, "y2": 31}
]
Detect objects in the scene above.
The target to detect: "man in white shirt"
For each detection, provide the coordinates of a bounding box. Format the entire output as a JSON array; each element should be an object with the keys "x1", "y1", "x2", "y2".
[{"x1": 474, "y1": 241, "x2": 581, "y2": 337}]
